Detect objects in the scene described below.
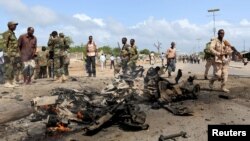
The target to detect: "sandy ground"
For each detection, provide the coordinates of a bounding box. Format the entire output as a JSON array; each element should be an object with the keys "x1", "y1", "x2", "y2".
[{"x1": 0, "y1": 59, "x2": 250, "y2": 141}]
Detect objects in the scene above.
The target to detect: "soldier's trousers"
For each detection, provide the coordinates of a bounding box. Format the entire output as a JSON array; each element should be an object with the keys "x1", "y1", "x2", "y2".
[
  {"x1": 0, "y1": 64, "x2": 4, "y2": 83},
  {"x1": 211, "y1": 62, "x2": 228, "y2": 86},
  {"x1": 121, "y1": 59, "x2": 128, "y2": 74},
  {"x1": 64, "y1": 64, "x2": 69, "y2": 76},
  {"x1": 39, "y1": 66, "x2": 47, "y2": 78},
  {"x1": 128, "y1": 60, "x2": 136, "y2": 72},
  {"x1": 54, "y1": 56, "x2": 65, "y2": 77},
  {"x1": 204, "y1": 59, "x2": 215, "y2": 76},
  {"x1": 3, "y1": 56, "x2": 21, "y2": 81}
]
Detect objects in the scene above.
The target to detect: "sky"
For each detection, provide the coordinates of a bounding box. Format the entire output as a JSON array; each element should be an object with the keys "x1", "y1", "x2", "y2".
[{"x1": 0, "y1": 0, "x2": 250, "y2": 54}]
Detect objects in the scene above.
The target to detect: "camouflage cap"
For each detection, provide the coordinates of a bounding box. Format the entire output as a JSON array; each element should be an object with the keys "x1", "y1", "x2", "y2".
[
  {"x1": 7, "y1": 21, "x2": 18, "y2": 26},
  {"x1": 59, "y1": 33, "x2": 64, "y2": 37}
]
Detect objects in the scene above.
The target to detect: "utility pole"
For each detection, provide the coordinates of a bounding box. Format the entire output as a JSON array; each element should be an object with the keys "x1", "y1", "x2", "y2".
[
  {"x1": 208, "y1": 9, "x2": 220, "y2": 37},
  {"x1": 243, "y1": 40, "x2": 246, "y2": 52}
]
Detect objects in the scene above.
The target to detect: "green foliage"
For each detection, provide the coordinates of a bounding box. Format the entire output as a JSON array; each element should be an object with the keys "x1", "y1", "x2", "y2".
[
  {"x1": 140, "y1": 48, "x2": 150, "y2": 55},
  {"x1": 98, "y1": 46, "x2": 112, "y2": 55},
  {"x1": 112, "y1": 47, "x2": 121, "y2": 57},
  {"x1": 65, "y1": 36, "x2": 74, "y2": 45},
  {"x1": 69, "y1": 44, "x2": 86, "y2": 54}
]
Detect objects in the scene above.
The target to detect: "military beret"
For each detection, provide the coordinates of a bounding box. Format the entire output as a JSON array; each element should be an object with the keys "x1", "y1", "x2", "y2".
[{"x1": 7, "y1": 21, "x2": 18, "y2": 26}]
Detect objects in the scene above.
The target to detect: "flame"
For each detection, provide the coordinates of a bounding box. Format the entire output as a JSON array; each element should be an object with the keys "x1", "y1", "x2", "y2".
[
  {"x1": 55, "y1": 123, "x2": 70, "y2": 132},
  {"x1": 48, "y1": 123, "x2": 70, "y2": 132}
]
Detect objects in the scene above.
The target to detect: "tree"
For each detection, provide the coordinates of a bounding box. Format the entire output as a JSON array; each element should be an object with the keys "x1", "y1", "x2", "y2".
[
  {"x1": 98, "y1": 46, "x2": 112, "y2": 55},
  {"x1": 112, "y1": 47, "x2": 121, "y2": 56},
  {"x1": 65, "y1": 36, "x2": 74, "y2": 46},
  {"x1": 154, "y1": 41, "x2": 162, "y2": 54},
  {"x1": 140, "y1": 49, "x2": 150, "y2": 55}
]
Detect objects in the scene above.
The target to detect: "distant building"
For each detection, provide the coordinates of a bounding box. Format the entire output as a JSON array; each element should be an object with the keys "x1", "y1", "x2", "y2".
[{"x1": 242, "y1": 51, "x2": 250, "y2": 61}]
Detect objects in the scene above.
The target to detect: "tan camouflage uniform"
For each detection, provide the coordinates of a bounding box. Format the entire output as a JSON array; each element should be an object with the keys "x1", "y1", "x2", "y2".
[{"x1": 209, "y1": 38, "x2": 233, "y2": 92}]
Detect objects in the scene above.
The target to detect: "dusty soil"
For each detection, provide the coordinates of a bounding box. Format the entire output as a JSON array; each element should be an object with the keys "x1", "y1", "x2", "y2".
[{"x1": 0, "y1": 59, "x2": 250, "y2": 141}]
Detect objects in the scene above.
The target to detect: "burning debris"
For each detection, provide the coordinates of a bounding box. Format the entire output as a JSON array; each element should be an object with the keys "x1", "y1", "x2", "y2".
[
  {"x1": 30, "y1": 87, "x2": 149, "y2": 136},
  {"x1": 8, "y1": 65, "x2": 201, "y2": 140}
]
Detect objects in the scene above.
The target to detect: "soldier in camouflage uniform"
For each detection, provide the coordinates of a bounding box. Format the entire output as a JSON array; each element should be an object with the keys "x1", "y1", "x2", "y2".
[
  {"x1": 120, "y1": 37, "x2": 130, "y2": 74},
  {"x1": 33, "y1": 53, "x2": 40, "y2": 79},
  {"x1": 47, "y1": 31, "x2": 66, "y2": 82},
  {"x1": 2, "y1": 21, "x2": 21, "y2": 87},
  {"x1": 59, "y1": 33, "x2": 70, "y2": 77},
  {"x1": 128, "y1": 39, "x2": 139, "y2": 73},
  {"x1": 37, "y1": 46, "x2": 49, "y2": 78},
  {"x1": 209, "y1": 29, "x2": 233, "y2": 93}
]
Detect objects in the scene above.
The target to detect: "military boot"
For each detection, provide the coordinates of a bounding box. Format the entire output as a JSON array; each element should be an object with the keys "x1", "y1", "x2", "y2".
[
  {"x1": 221, "y1": 84, "x2": 230, "y2": 93},
  {"x1": 62, "y1": 74, "x2": 67, "y2": 82},
  {"x1": 204, "y1": 75, "x2": 208, "y2": 80},
  {"x1": 209, "y1": 79, "x2": 214, "y2": 89},
  {"x1": 12, "y1": 80, "x2": 20, "y2": 87},
  {"x1": 4, "y1": 80, "x2": 15, "y2": 88},
  {"x1": 54, "y1": 76, "x2": 62, "y2": 83}
]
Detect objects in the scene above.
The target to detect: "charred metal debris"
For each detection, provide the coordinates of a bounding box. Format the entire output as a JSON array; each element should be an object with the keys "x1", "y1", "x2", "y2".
[{"x1": 29, "y1": 65, "x2": 200, "y2": 136}]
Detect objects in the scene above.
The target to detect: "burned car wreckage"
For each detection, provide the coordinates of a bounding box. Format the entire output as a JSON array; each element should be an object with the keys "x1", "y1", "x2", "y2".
[{"x1": 29, "y1": 65, "x2": 200, "y2": 137}]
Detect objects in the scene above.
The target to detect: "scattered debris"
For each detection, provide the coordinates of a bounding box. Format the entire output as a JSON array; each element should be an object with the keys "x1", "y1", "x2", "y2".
[
  {"x1": 218, "y1": 94, "x2": 233, "y2": 99},
  {"x1": 159, "y1": 131, "x2": 187, "y2": 141},
  {"x1": 30, "y1": 87, "x2": 148, "y2": 136},
  {"x1": 144, "y1": 67, "x2": 200, "y2": 103},
  {"x1": 163, "y1": 103, "x2": 193, "y2": 116},
  {"x1": 1, "y1": 91, "x2": 9, "y2": 95}
]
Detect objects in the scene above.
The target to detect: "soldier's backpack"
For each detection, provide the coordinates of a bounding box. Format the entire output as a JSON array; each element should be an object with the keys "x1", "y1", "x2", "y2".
[{"x1": 203, "y1": 42, "x2": 213, "y2": 59}]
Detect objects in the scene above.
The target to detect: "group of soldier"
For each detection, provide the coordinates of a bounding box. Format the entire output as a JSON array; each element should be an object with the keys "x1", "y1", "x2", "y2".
[
  {"x1": 0, "y1": 21, "x2": 70, "y2": 88},
  {"x1": 0, "y1": 20, "x2": 236, "y2": 93},
  {"x1": 118, "y1": 37, "x2": 139, "y2": 75},
  {"x1": 84, "y1": 36, "x2": 139, "y2": 77}
]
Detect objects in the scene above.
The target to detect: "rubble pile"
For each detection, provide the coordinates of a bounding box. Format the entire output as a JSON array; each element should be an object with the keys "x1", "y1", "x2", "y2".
[
  {"x1": 30, "y1": 87, "x2": 149, "y2": 136},
  {"x1": 2, "y1": 65, "x2": 201, "y2": 139}
]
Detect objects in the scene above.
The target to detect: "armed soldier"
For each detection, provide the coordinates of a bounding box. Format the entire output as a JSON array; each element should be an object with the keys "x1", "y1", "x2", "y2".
[
  {"x1": 204, "y1": 38, "x2": 215, "y2": 80},
  {"x1": 209, "y1": 29, "x2": 233, "y2": 93},
  {"x1": 128, "y1": 39, "x2": 139, "y2": 72},
  {"x1": 37, "y1": 46, "x2": 49, "y2": 78},
  {"x1": 2, "y1": 21, "x2": 20, "y2": 87},
  {"x1": 47, "y1": 31, "x2": 67, "y2": 82},
  {"x1": 120, "y1": 37, "x2": 130, "y2": 74}
]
